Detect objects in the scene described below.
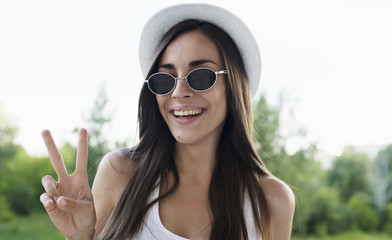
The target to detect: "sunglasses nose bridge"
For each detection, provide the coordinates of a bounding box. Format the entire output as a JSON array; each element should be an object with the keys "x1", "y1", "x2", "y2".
[
  {"x1": 171, "y1": 75, "x2": 194, "y2": 97},
  {"x1": 173, "y1": 76, "x2": 191, "y2": 89},
  {"x1": 174, "y1": 76, "x2": 187, "y2": 81}
]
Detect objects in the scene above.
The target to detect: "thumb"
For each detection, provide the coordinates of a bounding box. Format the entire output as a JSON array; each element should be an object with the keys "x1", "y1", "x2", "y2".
[
  {"x1": 57, "y1": 196, "x2": 94, "y2": 213},
  {"x1": 57, "y1": 196, "x2": 96, "y2": 229}
]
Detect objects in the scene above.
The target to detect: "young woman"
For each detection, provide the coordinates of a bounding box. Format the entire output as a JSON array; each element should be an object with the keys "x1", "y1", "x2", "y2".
[{"x1": 40, "y1": 4, "x2": 295, "y2": 240}]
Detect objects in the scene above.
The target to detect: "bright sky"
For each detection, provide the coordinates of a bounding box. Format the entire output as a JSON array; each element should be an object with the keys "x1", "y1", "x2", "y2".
[{"x1": 0, "y1": 0, "x2": 391, "y2": 156}]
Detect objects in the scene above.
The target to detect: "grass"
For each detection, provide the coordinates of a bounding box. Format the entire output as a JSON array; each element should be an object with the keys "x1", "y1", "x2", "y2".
[
  {"x1": 292, "y1": 230, "x2": 392, "y2": 240},
  {"x1": 0, "y1": 211, "x2": 63, "y2": 240},
  {"x1": 1, "y1": 212, "x2": 391, "y2": 240}
]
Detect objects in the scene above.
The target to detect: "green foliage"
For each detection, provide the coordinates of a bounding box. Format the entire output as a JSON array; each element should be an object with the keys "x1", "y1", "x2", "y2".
[
  {"x1": 0, "y1": 86, "x2": 119, "y2": 219},
  {"x1": 0, "y1": 103, "x2": 18, "y2": 174},
  {"x1": 76, "y1": 83, "x2": 112, "y2": 186},
  {"x1": 0, "y1": 140, "x2": 77, "y2": 216},
  {"x1": 277, "y1": 148, "x2": 333, "y2": 235},
  {"x1": 306, "y1": 186, "x2": 350, "y2": 234},
  {"x1": 0, "y1": 146, "x2": 33, "y2": 215},
  {"x1": 376, "y1": 144, "x2": 392, "y2": 174},
  {"x1": 0, "y1": 196, "x2": 15, "y2": 222},
  {"x1": 348, "y1": 194, "x2": 380, "y2": 231},
  {"x1": 0, "y1": 145, "x2": 56, "y2": 215},
  {"x1": 7, "y1": 180, "x2": 34, "y2": 215},
  {"x1": 374, "y1": 144, "x2": 392, "y2": 218},
  {"x1": 253, "y1": 94, "x2": 281, "y2": 161},
  {"x1": 0, "y1": 90, "x2": 390, "y2": 237},
  {"x1": 292, "y1": 230, "x2": 392, "y2": 240},
  {"x1": 384, "y1": 203, "x2": 392, "y2": 235},
  {"x1": 59, "y1": 142, "x2": 77, "y2": 174},
  {"x1": 328, "y1": 148, "x2": 373, "y2": 201},
  {"x1": 252, "y1": 95, "x2": 349, "y2": 235},
  {"x1": 315, "y1": 221, "x2": 328, "y2": 237}
]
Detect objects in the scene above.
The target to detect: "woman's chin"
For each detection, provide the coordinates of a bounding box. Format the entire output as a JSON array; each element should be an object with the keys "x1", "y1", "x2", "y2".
[{"x1": 171, "y1": 131, "x2": 199, "y2": 145}]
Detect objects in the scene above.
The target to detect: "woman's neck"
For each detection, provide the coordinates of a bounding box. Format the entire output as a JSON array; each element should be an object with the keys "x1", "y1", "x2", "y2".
[{"x1": 174, "y1": 138, "x2": 218, "y2": 183}]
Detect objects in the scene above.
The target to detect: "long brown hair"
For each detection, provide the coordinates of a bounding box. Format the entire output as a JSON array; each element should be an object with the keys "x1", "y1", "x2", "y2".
[{"x1": 99, "y1": 20, "x2": 272, "y2": 240}]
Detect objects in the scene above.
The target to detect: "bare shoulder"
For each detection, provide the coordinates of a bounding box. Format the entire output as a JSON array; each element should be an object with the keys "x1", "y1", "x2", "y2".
[
  {"x1": 102, "y1": 149, "x2": 136, "y2": 174},
  {"x1": 259, "y1": 175, "x2": 295, "y2": 239},
  {"x1": 92, "y1": 149, "x2": 135, "y2": 201},
  {"x1": 92, "y1": 149, "x2": 136, "y2": 237},
  {"x1": 258, "y1": 175, "x2": 295, "y2": 207}
]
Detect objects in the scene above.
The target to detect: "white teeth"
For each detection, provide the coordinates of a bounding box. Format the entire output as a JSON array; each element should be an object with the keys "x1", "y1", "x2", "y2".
[{"x1": 173, "y1": 109, "x2": 202, "y2": 117}]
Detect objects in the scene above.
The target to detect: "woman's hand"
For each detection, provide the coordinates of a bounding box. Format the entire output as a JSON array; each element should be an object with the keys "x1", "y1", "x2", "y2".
[{"x1": 40, "y1": 128, "x2": 96, "y2": 240}]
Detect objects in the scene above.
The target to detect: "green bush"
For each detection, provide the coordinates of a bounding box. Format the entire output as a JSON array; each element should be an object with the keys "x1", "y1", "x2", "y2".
[
  {"x1": 0, "y1": 195, "x2": 15, "y2": 221},
  {"x1": 348, "y1": 194, "x2": 379, "y2": 231},
  {"x1": 1, "y1": 146, "x2": 57, "y2": 214},
  {"x1": 315, "y1": 221, "x2": 328, "y2": 237},
  {"x1": 384, "y1": 203, "x2": 392, "y2": 235},
  {"x1": 7, "y1": 180, "x2": 34, "y2": 215},
  {"x1": 306, "y1": 186, "x2": 350, "y2": 234},
  {"x1": 327, "y1": 149, "x2": 373, "y2": 202}
]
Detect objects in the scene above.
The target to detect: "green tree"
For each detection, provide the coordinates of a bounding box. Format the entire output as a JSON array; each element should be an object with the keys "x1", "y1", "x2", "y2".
[
  {"x1": 283, "y1": 148, "x2": 343, "y2": 235},
  {"x1": 0, "y1": 195, "x2": 15, "y2": 221},
  {"x1": 252, "y1": 95, "x2": 339, "y2": 235},
  {"x1": 327, "y1": 147, "x2": 373, "y2": 202},
  {"x1": 348, "y1": 194, "x2": 380, "y2": 231},
  {"x1": 0, "y1": 103, "x2": 19, "y2": 218},
  {"x1": 76, "y1": 83, "x2": 112, "y2": 186},
  {"x1": 307, "y1": 186, "x2": 349, "y2": 235},
  {"x1": 59, "y1": 142, "x2": 77, "y2": 173},
  {"x1": 253, "y1": 94, "x2": 281, "y2": 162},
  {"x1": 0, "y1": 103, "x2": 18, "y2": 173},
  {"x1": 384, "y1": 203, "x2": 392, "y2": 235},
  {"x1": 1, "y1": 145, "x2": 57, "y2": 215},
  {"x1": 374, "y1": 144, "x2": 392, "y2": 220}
]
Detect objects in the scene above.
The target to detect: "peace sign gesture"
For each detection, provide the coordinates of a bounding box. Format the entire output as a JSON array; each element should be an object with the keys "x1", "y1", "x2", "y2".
[{"x1": 40, "y1": 129, "x2": 96, "y2": 240}]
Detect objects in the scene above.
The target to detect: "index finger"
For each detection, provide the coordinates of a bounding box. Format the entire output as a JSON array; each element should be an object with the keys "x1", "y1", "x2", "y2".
[{"x1": 41, "y1": 129, "x2": 68, "y2": 178}]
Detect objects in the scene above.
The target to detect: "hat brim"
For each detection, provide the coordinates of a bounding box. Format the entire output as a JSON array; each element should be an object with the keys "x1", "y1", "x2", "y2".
[{"x1": 139, "y1": 3, "x2": 261, "y2": 97}]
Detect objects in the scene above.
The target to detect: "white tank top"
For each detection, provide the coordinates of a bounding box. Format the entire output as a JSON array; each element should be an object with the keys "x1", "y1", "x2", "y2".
[{"x1": 134, "y1": 186, "x2": 261, "y2": 240}]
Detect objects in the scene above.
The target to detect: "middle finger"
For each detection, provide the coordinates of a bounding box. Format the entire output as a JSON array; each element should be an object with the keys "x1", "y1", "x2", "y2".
[{"x1": 75, "y1": 128, "x2": 88, "y2": 174}]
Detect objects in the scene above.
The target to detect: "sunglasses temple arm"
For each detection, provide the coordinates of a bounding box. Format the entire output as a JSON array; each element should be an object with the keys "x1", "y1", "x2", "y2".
[{"x1": 216, "y1": 70, "x2": 227, "y2": 74}]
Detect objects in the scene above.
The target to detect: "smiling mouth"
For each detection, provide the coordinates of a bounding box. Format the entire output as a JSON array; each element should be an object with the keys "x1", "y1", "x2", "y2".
[{"x1": 171, "y1": 109, "x2": 204, "y2": 119}]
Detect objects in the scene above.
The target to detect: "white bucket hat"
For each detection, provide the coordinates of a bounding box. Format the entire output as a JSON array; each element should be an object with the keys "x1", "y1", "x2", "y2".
[{"x1": 139, "y1": 3, "x2": 261, "y2": 97}]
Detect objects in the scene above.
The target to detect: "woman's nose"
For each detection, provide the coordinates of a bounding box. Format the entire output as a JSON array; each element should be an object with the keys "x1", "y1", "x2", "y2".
[{"x1": 171, "y1": 76, "x2": 194, "y2": 98}]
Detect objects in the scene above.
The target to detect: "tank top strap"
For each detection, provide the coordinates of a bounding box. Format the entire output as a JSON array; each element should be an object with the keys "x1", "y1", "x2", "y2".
[{"x1": 244, "y1": 189, "x2": 261, "y2": 239}]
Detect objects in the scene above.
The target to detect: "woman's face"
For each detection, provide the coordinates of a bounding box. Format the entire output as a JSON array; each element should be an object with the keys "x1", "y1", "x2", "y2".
[{"x1": 156, "y1": 30, "x2": 227, "y2": 146}]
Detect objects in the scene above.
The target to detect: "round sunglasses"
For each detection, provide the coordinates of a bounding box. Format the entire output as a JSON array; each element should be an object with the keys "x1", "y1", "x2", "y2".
[{"x1": 145, "y1": 68, "x2": 228, "y2": 95}]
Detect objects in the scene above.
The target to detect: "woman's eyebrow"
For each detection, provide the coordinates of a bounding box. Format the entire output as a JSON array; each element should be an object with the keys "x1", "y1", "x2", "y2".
[
  {"x1": 158, "y1": 59, "x2": 217, "y2": 70},
  {"x1": 189, "y1": 59, "x2": 217, "y2": 67},
  {"x1": 158, "y1": 63, "x2": 175, "y2": 70}
]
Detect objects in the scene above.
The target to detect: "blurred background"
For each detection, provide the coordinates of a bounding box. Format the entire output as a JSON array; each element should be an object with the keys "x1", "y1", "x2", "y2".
[{"x1": 0, "y1": 0, "x2": 391, "y2": 239}]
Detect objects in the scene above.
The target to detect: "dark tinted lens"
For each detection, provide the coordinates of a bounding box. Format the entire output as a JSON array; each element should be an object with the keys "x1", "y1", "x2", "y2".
[
  {"x1": 187, "y1": 69, "x2": 216, "y2": 91},
  {"x1": 148, "y1": 73, "x2": 175, "y2": 95}
]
